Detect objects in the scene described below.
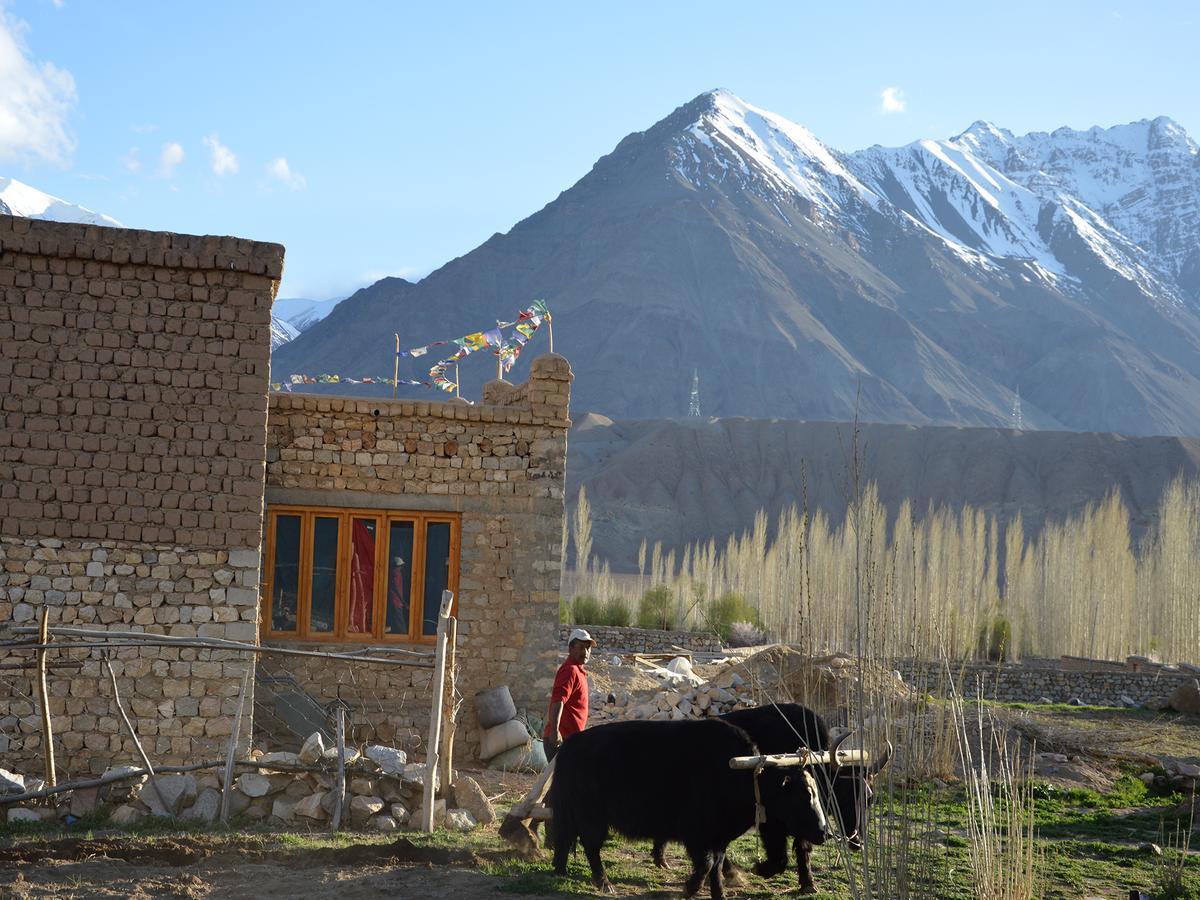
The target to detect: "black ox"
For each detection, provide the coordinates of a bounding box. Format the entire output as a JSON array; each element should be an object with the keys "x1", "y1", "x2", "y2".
[
  {"x1": 652, "y1": 703, "x2": 892, "y2": 894},
  {"x1": 549, "y1": 717, "x2": 831, "y2": 899}
]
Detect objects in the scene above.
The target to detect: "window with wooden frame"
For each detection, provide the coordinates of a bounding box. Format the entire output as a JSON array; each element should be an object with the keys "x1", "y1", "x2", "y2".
[{"x1": 262, "y1": 505, "x2": 460, "y2": 644}]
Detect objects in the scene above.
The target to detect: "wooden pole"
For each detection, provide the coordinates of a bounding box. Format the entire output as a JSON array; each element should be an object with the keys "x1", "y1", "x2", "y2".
[
  {"x1": 547, "y1": 316, "x2": 554, "y2": 354},
  {"x1": 454, "y1": 363, "x2": 461, "y2": 399},
  {"x1": 420, "y1": 589, "x2": 454, "y2": 832},
  {"x1": 728, "y1": 749, "x2": 871, "y2": 770},
  {"x1": 36, "y1": 608, "x2": 56, "y2": 788},
  {"x1": 497, "y1": 757, "x2": 556, "y2": 854},
  {"x1": 393, "y1": 334, "x2": 400, "y2": 399},
  {"x1": 104, "y1": 656, "x2": 171, "y2": 815},
  {"x1": 220, "y1": 662, "x2": 253, "y2": 824},
  {"x1": 439, "y1": 616, "x2": 457, "y2": 793},
  {"x1": 331, "y1": 706, "x2": 346, "y2": 833}
]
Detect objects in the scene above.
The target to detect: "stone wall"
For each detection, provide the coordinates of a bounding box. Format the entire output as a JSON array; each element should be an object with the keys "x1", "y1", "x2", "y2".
[
  {"x1": 0, "y1": 215, "x2": 283, "y2": 774},
  {"x1": 897, "y1": 659, "x2": 1200, "y2": 707},
  {"x1": 560, "y1": 624, "x2": 723, "y2": 655},
  {"x1": 263, "y1": 354, "x2": 572, "y2": 759}
]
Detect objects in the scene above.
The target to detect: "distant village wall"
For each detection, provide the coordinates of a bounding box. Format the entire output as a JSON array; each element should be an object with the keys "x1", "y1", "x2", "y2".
[
  {"x1": 0, "y1": 215, "x2": 283, "y2": 775},
  {"x1": 263, "y1": 355, "x2": 571, "y2": 759}
]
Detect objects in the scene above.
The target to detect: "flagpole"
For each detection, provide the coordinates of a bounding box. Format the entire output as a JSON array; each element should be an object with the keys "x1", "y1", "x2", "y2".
[
  {"x1": 393, "y1": 334, "x2": 400, "y2": 400},
  {"x1": 548, "y1": 316, "x2": 554, "y2": 354},
  {"x1": 455, "y1": 363, "x2": 461, "y2": 399}
]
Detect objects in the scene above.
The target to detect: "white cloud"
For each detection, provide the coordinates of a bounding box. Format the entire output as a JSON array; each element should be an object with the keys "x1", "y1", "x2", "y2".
[
  {"x1": 121, "y1": 147, "x2": 141, "y2": 173},
  {"x1": 267, "y1": 156, "x2": 306, "y2": 190},
  {"x1": 880, "y1": 86, "x2": 907, "y2": 114},
  {"x1": 158, "y1": 141, "x2": 184, "y2": 177},
  {"x1": 0, "y1": 10, "x2": 76, "y2": 165},
  {"x1": 203, "y1": 133, "x2": 238, "y2": 175}
]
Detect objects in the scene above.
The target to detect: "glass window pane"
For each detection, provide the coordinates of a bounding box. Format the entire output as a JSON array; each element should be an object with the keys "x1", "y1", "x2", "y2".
[
  {"x1": 386, "y1": 521, "x2": 414, "y2": 637},
  {"x1": 422, "y1": 522, "x2": 452, "y2": 636},
  {"x1": 309, "y1": 516, "x2": 339, "y2": 634},
  {"x1": 348, "y1": 518, "x2": 377, "y2": 635},
  {"x1": 271, "y1": 515, "x2": 301, "y2": 632}
]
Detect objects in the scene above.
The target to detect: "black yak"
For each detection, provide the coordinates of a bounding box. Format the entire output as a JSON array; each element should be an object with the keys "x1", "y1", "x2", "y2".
[
  {"x1": 652, "y1": 703, "x2": 892, "y2": 894},
  {"x1": 549, "y1": 717, "x2": 830, "y2": 899}
]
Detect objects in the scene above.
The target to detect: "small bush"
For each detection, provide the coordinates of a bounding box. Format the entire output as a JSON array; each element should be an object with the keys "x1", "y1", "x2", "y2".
[
  {"x1": 602, "y1": 597, "x2": 631, "y2": 628},
  {"x1": 727, "y1": 620, "x2": 768, "y2": 647},
  {"x1": 637, "y1": 585, "x2": 675, "y2": 630},
  {"x1": 708, "y1": 592, "x2": 760, "y2": 642},
  {"x1": 571, "y1": 594, "x2": 604, "y2": 626},
  {"x1": 558, "y1": 598, "x2": 570, "y2": 625},
  {"x1": 979, "y1": 615, "x2": 1012, "y2": 662}
]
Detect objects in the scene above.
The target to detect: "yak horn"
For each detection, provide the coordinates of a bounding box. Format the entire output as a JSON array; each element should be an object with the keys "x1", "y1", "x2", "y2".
[
  {"x1": 827, "y1": 730, "x2": 852, "y2": 770},
  {"x1": 867, "y1": 740, "x2": 893, "y2": 776}
]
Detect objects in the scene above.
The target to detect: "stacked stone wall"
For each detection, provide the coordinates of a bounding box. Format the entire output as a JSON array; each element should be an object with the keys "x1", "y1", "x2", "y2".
[
  {"x1": 0, "y1": 215, "x2": 282, "y2": 775},
  {"x1": 264, "y1": 355, "x2": 572, "y2": 759},
  {"x1": 559, "y1": 625, "x2": 722, "y2": 655},
  {"x1": 897, "y1": 659, "x2": 1200, "y2": 707}
]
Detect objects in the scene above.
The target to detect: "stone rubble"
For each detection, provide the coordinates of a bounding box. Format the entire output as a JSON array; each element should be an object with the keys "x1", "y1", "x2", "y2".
[{"x1": 0, "y1": 734, "x2": 484, "y2": 833}]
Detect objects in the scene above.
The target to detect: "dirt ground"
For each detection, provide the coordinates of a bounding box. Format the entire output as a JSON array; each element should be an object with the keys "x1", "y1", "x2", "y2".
[
  {"x1": 1, "y1": 708, "x2": 1196, "y2": 899},
  {"x1": 0, "y1": 835, "x2": 529, "y2": 899}
]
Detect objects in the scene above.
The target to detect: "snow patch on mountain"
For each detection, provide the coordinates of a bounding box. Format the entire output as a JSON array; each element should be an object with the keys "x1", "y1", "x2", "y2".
[
  {"x1": 0, "y1": 177, "x2": 121, "y2": 227},
  {"x1": 668, "y1": 91, "x2": 1200, "y2": 306},
  {"x1": 270, "y1": 315, "x2": 300, "y2": 350}
]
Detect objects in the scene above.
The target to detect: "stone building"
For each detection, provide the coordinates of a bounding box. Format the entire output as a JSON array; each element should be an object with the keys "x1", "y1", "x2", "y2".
[
  {"x1": 0, "y1": 214, "x2": 570, "y2": 774},
  {"x1": 0, "y1": 215, "x2": 282, "y2": 774},
  {"x1": 262, "y1": 363, "x2": 572, "y2": 758}
]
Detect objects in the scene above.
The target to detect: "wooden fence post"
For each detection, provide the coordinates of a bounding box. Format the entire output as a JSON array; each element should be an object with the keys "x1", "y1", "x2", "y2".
[
  {"x1": 220, "y1": 662, "x2": 253, "y2": 824},
  {"x1": 36, "y1": 608, "x2": 56, "y2": 788},
  {"x1": 439, "y1": 616, "x2": 458, "y2": 794},
  {"x1": 421, "y1": 590, "x2": 454, "y2": 832},
  {"x1": 331, "y1": 706, "x2": 346, "y2": 833}
]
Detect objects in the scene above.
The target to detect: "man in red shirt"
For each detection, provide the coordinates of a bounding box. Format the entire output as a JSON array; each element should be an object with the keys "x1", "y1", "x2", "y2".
[{"x1": 543, "y1": 628, "x2": 595, "y2": 761}]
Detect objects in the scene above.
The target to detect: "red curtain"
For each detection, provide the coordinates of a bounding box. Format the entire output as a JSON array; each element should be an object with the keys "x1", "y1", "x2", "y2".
[{"x1": 349, "y1": 520, "x2": 374, "y2": 633}]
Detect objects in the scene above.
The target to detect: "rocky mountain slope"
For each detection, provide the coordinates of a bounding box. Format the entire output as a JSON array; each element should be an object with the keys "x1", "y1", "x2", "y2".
[
  {"x1": 275, "y1": 89, "x2": 1200, "y2": 436},
  {"x1": 569, "y1": 414, "x2": 1200, "y2": 571}
]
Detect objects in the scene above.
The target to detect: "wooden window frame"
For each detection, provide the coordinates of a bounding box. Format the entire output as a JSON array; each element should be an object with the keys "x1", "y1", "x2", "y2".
[{"x1": 262, "y1": 504, "x2": 460, "y2": 644}]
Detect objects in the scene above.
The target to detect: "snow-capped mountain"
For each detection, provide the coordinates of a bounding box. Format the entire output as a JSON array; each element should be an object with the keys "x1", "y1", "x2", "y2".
[
  {"x1": 0, "y1": 177, "x2": 122, "y2": 227},
  {"x1": 270, "y1": 315, "x2": 300, "y2": 350},
  {"x1": 273, "y1": 296, "x2": 344, "y2": 333},
  {"x1": 276, "y1": 90, "x2": 1200, "y2": 436}
]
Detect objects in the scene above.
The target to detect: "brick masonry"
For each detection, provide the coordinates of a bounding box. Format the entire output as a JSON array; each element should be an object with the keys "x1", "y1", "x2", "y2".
[
  {"x1": 0, "y1": 215, "x2": 283, "y2": 774},
  {"x1": 263, "y1": 354, "x2": 572, "y2": 759}
]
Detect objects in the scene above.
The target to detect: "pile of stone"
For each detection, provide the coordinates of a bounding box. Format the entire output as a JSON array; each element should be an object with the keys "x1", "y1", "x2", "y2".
[
  {"x1": 1139, "y1": 759, "x2": 1200, "y2": 796},
  {"x1": 590, "y1": 666, "x2": 757, "y2": 723},
  {"x1": 1, "y1": 734, "x2": 494, "y2": 833}
]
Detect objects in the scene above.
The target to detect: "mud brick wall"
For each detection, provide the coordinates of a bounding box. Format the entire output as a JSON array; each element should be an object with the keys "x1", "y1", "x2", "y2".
[
  {"x1": 264, "y1": 354, "x2": 572, "y2": 760},
  {"x1": 0, "y1": 215, "x2": 283, "y2": 775},
  {"x1": 558, "y1": 625, "x2": 723, "y2": 655}
]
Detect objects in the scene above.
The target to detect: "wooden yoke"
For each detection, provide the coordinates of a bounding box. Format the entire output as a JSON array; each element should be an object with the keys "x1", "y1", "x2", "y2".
[{"x1": 729, "y1": 748, "x2": 871, "y2": 769}]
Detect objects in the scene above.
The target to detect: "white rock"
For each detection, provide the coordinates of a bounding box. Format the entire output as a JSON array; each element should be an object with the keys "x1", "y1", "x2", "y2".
[
  {"x1": 350, "y1": 777, "x2": 377, "y2": 796},
  {"x1": 453, "y1": 775, "x2": 495, "y2": 826},
  {"x1": 390, "y1": 802, "x2": 410, "y2": 825},
  {"x1": 364, "y1": 745, "x2": 408, "y2": 775},
  {"x1": 293, "y1": 791, "x2": 328, "y2": 820},
  {"x1": 445, "y1": 808, "x2": 477, "y2": 832},
  {"x1": 236, "y1": 773, "x2": 273, "y2": 798},
  {"x1": 271, "y1": 796, "x2": 297, "y2": 822},
  {"x1": 182, "y1": 788, "x2": 221, "y2": 823},
  {"x1": 322, "y1": 746, "x2": 361, "y2": 764},
  {"x1": 369, "y1": 814, "x2": 398, "y2": 832},
  {"x1": 0, "y1": 768, "x2": 25, "y2": 795},
  {"x1": 350, "y1": 795, "x2": 385, "y2": 825},
  {"x1": 257, "y1": 751, "x2": 300, "y2": 768},
  {"x1": 109, "y1": 804, "x2": 146, "y2": 826},
  {"x1": 136, "y1": 774, "x2": 197, "y2": 817},
  {"x1": 7, "y1": 807, "x2": 41, "y2": 824},
  {"x1": 298, "y1": 732, "x2": 326, "y2": 764}
]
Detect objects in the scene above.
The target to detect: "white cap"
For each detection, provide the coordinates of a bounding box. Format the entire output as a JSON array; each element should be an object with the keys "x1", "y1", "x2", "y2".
[{"x1": 568, "y1": 628, "x2": 595, "y2": 646}]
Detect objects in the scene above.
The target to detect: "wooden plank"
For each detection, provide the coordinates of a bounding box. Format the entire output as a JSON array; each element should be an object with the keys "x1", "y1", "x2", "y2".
[
  {"x1": 331, "y1": 706, "x2": 347, "y2": 832},
  {"x1": 220, "y1": 663, "x2": 253, "y2": 823}
]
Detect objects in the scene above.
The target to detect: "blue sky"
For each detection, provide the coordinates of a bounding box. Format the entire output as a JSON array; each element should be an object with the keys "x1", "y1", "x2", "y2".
[{"x1": 2, "y1": 1, "x2": 1197, "y2": 299}]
